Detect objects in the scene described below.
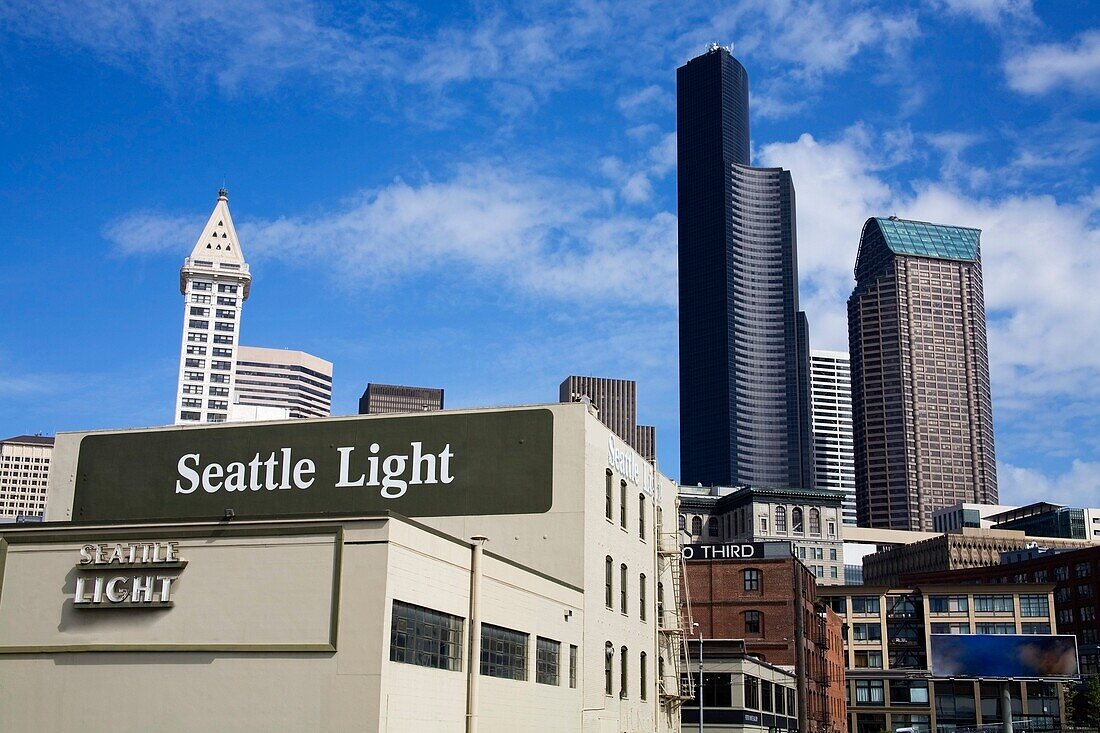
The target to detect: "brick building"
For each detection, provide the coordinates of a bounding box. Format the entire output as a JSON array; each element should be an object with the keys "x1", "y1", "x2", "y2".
[
  {"x1": 901, "y1": 544, "x2": 1100, "y2": 676},
  {"x1": 683, "y1": 543, "x2": 847, "y2": 733}
]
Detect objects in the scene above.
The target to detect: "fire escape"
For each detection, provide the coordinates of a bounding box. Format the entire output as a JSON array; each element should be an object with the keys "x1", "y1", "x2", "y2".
[
  {"x1": 657, "y1": 509, "x2": 694, "y2": 710},
  {"x1": 886, "y1": 591, "x2": 926, "y2": 670},
  {"x1": 812, "y1": 604, "x2": 834, "y2": 733}
]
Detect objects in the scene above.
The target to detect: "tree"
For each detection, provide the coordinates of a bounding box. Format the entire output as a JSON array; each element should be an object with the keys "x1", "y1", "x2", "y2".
[{"x1": 1078, "y1": 675, "x2": 1100, "y2": 733}]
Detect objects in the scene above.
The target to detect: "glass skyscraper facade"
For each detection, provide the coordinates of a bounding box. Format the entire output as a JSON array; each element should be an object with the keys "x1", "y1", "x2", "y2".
[
  {"x1": 848, "y1": 217, "x2": 997, "y2": 531},
  {"x1": 677, "y1": 45, "x2": 814, "y2": 490}
]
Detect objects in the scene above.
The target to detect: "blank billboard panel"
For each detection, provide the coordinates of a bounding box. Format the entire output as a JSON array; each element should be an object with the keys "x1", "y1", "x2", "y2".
[{"x1": 929, "y1": 634, "x2": 1079, "y2": 678}]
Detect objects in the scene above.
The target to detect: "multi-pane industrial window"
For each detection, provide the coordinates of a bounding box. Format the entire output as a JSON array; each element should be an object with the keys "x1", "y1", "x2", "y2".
[
  {"x1": 215, "y1": 322, "x2": 234, "y2": 332},
  {"x1": 976, "y1": 623, "x2": 1015, "y2": 634},
  {"x1": 1055, "y1": 566, "x2": 1069, "y2": 580},
  {"x1": 620, "y1": 564, "x2": 628, "y2": 614},
  {"x1": 1078, "y1": 562, "x2": 1093, "y2": 578},
  {"x1": 211, "y1": 360, "x2": 232, "y2": 371},
  {"x1": 1022, "y1": 623, "x2": 1051, "y2": 634},
  {"x1": 775, "y1": 506, "x2": 787, "y2": 532},
  {"x1": 855, "y1": 650, "x2": 883, "y2": 668},
  {"x1": 974, "y1": 595, "x2": 1013, "y2": 614},
  {"x1": 744, "y1": 610, "x2": 761, "y2": 634},
  {"x1": 855, "y1": 679, "x2": 885, "y2": 705},
  {"x1": 213, "y1": 335, "x2": 233, "y2": 344},
  {"x1": 620, "y1": 480, "x2": 627, "y2": 528},
  {"x1": 853, "y1": 623, "x2": 881, "y2": 641},
  {"x1": 1058, "y1": 608, "x2": 1074, "y2": 625},
  {"x1": 535, "y1": 637, "x2": 560, "y2": 685},
  {"x1": 210, "y1": 374, "x2": 229, "y2": 383},
  {"x1": 743, "y1": 568, "x2": 760, "y2": 591},
  {"x1": 181, "y1": 398, "x2": 201, "y2": 408},
  {"x1": 187, "y1": 332, "x2": 207, "y2": 342},
  {"x1": 389, "y1": 600, "x2": 463, "y2": 671},
  {"x1": 185, "y1": 358, "x2": 204, "y2": 368},
  {"x1": 851, "y1": 596, "x2": 881, "y2": 614},
  {"x1": 639, "y1": 574, "x2": 646, "y2": 621},
  {"x1": 605, "y1": 556, "x2": 613, "y2": 609},
  {"x1": 929, "y1": 595, "x2": 969, "y2": 614},
  {"x1": 1082, "y1": 606, "x2": 1097, "y2": 622},
  {"x1": 931, "y1": 622, "x2": 970, "y2": 634},
  {"x1": 1019, "y1": 595, "x2": 1049, "y2": 617},
  {"x1": 569, "y1": 645, "x2": 578, "y2": 689},
  {"x1": 188, "y1": 319, "x2": 209, "y2": 329},
  {"x1": 186, "y1": 345, "x2": 207, "y2": 355},
  {"x1": 480, "y1": 623, "x2": 527, "y2": 680},
  {"x1": 184, "y1": 371, "x2": 204, "y2": 381},
  {"x1": 180, "y1": 410, "x2": 201, "y2": 421},
  {"x1": 190, "y1": 306, "x2": 209, "y2": 316},
  {"x1": 605, "y1": 470, "x2": 613, "y2": 521},
  {"x1": 215, "y1": 309, "x2": 235, "y2": 319}
]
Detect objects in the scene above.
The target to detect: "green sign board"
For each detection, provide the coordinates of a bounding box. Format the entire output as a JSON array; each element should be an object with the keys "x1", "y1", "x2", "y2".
[{"x1": 73, "y1": 409, "x2": 554, "y2": 523}]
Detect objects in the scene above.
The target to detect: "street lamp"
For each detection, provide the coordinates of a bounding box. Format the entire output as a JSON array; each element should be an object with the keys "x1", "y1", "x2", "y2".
[{"x1": 693, "y1": 621, "x2": 703, "y2": 733}]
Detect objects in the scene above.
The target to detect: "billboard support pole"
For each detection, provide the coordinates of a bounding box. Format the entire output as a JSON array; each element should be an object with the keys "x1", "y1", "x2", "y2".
[{"x1": 1000, "y1": 682, "x2": 1012, "y2": 733}]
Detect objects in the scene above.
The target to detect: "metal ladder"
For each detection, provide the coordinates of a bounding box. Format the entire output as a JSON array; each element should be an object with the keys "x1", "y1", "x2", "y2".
[{"x1": 657, "y1": 517, "x2": 694, "y2": 708}]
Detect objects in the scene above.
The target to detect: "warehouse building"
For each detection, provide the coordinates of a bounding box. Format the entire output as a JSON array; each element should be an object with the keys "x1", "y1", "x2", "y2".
[{"x1": 0, "y1": 403, "x2": 687, "y2": 733}]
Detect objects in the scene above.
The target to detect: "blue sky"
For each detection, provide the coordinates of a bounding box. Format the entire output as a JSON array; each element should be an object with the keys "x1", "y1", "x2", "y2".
[{"x1": 1, "y1": 0, "x2": 1098, "y2": 504}]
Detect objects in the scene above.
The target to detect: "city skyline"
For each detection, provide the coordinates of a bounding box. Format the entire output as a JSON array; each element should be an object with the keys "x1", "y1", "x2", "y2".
[{"x1": 1, "y1": 2, "x2": 1097, "y2": 505}]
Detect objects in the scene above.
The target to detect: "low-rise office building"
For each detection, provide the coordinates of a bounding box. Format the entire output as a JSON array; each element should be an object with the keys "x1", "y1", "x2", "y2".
[
  {"x1": 682, "y1": 542, "x2": 847, "y2": 733},
  {"x1": 820, "y1": 584, "x2": 1074, "y2": 733},
  {"x1": 0, "y1": 435, "x2": 53, "y2": 521},
  {"x1": 0, "y1": 403, "x2": 686, "y2": 732}
]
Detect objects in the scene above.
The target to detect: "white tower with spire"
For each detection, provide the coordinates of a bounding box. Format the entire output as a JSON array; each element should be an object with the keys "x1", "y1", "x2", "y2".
[{"x1": 174, "y1": 189, "x2": 252, "y2": 425}]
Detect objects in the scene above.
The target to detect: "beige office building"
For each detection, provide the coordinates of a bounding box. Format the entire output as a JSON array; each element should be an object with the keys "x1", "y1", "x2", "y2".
[
  {"x1": 0, "y1": 435, "x2": 53, "y2": 521},
  {"x1": 234, "y1": 345, "x2": 333, "y2": 419},
  {"x1": 0, "y1": 403, "x2": 688, "y2": 732}
]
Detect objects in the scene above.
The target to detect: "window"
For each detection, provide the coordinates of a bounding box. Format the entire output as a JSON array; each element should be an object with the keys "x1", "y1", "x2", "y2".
[
  {"x1": 181, "y1": 398, "x2": 201, "y2": 408},
  {"x1": 809, "y1": 508, "x2": 821, "y2": 534},
  {"x1": 184, "y1": 371, "x2": 204, "y2": 381},
  {"x1": 745, "y1": 675, "x2": 759, "y2": 708},
  {"x1": 480, "y1": 623, "x2": 527, "y2": 680},
  {"x1": 192, "y1": 281, "x2": 212, "y2": 291},
  {"x1": 182, "y1": 385, "x2": 203, "y2": 395},
  {"x1": 1082, "y1": 606, "x2": 1097, "y2": 622},
  {"x1": 1077, "y1": 562, "x2": 1092, "y2": 578},
  {"x1": 184, "y1": 358, "x2": 204, "y2": 368},
  {"x1": 830, "y1": 548, "x2": 838, "y2": 561},
  {"x1": 744, "y1": 610, "x2": 761, "y2": 634},
  {"x1": 1022, "y1": 623, "x2": 1051, "y2": 634},
  {"x1": 640, "y1": 652, "x2": 647, "y2": 700},
  {"x1": 700, "y1": 673, "x2": 733, "y2": 707},
  {"x1": 830, "y1": 567, "x2": 839, "y2": 579},
  {"x1": 930, "y1": 622, "x2": 970, "y2": 634},
  {"x1": 1019, "y1": 595, "x2": 1049, "y2": 617},
  {"x1": 639, "y1": 494, "x2": 646, "y2": 539},
  {"x1": 691, "y1": 516, "x2": 702, "y2": 535},
  {"x1": 657, "y1": 582, "x2": 664, "y2": 627},
  {"x1": 213, "y1": 335, "x2": 233, "y2": 344},
  {"x1": 186, "y1": 345, "x2": 207, "y2": 355},
  {"x1": 775, "y1": 506, "x2": 787, "y2": 532},
  {"x1": 186, "y1": 332, "x2": 207, "y2": 343},
  {"x1": 210, "y1": 374, "x2": 229, "y2": 383},
  {"x1": 604, "y1": 642, "x2": 613, "y2": 695},
  {"x1": 639, "y1": 574, "x2": 647, "y2": 621},
  {"x1": 189, "y1": 306, "x2": 209, "y2": 316},
  {"x1": 890, "y1": 680, "x2": 929, "y2": 705},
  {"x1": 619, "y1": 646, "x2": 628, "y2": 698},
  {"x1": 212, "y1": 347, "x2": 233, "y2": 357},
  {"x1": 975, "y1": 595, "x2": 1013, "y2": 614},
  {"x1": 707, "y1": 517, "x2": 718, "y2": 537},
  {"x1": 828, "y1": 520, "x2": 836, "y2": 537},
  {"x1": 216, "y1": 296, "x2": 236, "y2": 306},
  {"x1": 929, "y1": 595, "x2": 969, "y2": 614},
  {"x1": 743, "y1": 568, "x2": 761, "y2": 591},
  {"x1": 1058, "y1": 608, "x2": 1073, "y2": 625},
  {"x1": 569, "y1": 645, "x2": 578, "y2": 688},
  {"x1": 1055, "y1": 566, "x2": 1069, "y2": 581},
  {"x1": 605, "y1": 470, "x2": 613, "y2": 521},
  {"x1": 855, "y1": 679, "x2": 885, "y2": 705},
  {"x1": 188, "y1": 319, "x2": 209, "y2": 329},
  {"x1": 851, "y1": 596, "x2": 881, "y2": 614},
  {"x1": 389, "y1": 600, "x2": 463, "y2": 671},
  {"x1": 1079, "y1": 584, "x2": 1094, "y2": 599},
  {"x1": 760, "y1": 516, "x2": 769, "y2": 533},
  {"x1": 218, "y1": 284, "x2": 238, "y2": 293},
  {"x1": 792, "y1": 507, "x2": 804, "y2": 533},
  {"x1": 211, "y1": 360, "x2": 231, "y2": 371},
  {"x1": 536, "y1": 637, "x2": 560, "y2": 685},
  {"x1": 1056, "y1": 587, "x2": 1072, "y2": 602},
  {"x1": 605, "y1": 556, "x2": 613, "y2": 609},
  {"x1": 215, "y1": 321, "x2": 234, "y2": 332},
  {"x1": 620, "y1": 480, "x2": 627, "y2": 529},
  {"x1": 976, "y1": 622, "x2": 1015, "y2": 634},
  {"x1": 855, "y1": 650, "x2": 883, "y2": 668},
  {"x1": 761, "y1": 679, "x2": 773, "y2": 711},
  {"x1": 215, "y1": 308, "x2": 235, "y2": 319},
  {"x1": 852, "y1": 623, "x2": 881, "y2": 641},
  {"x1": 620, "y1": 564, "x2": 628, "y2": 614}
]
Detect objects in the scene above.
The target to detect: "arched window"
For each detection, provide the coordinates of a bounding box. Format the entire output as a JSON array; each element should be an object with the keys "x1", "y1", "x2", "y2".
[
  {"x1": 792, "y1": 507, "x2": 804, "y2": 533},
  {"x1": 743, "y1": 568, "x2": 761, "y2": 592},
  {"x1": 620, "y1": 646, "x2": 629, "y2": 698},
  {"x1": 639, "y1": 494, "x2": 646, "y2": 539},
  {"x1": 620, "y1": 479, "x2": 628, "y2": 528},
  {"x1": 605, "y1": 642, "x2": 614, "y2": 695},
  {"x1": 678, "y1": 514, "x2": 686, "y2": 532},
  {"x1": 605, "y1": 556, "x2": 613, "y2": 608},
  {"x1": 639, "y1": 573, "x2": 647, "y2": 621},
  {"x1": 691, "y1": 516, "x2": 703, "y2": 536},
  {"x1": 640, "y1": 652, "x2": 648, "y2": 701},
  {"x1": 707, "y1": 517, "x2": 719, "y2": 537},
  {"x1": 605, "y1": 470, "x2": 613, "y2": 521},
  {"x1": 744, "y1": 609, "x2": 762, "y2": 635},
  {"x1": 775, "y1": 506, "x2": 787, "y2": 533},
  {"x1": 620, "y1": 564, "x2": 628, "y2": 614},
  {"x1": 809, "y1": 508, "x2": 821, "y2": 535},
  {"x1": 658, "y1": 656, "x2": 666, "y2": 694},
  {"x1": 657, "y1": 582, "x2": 665, "y2": 627}
]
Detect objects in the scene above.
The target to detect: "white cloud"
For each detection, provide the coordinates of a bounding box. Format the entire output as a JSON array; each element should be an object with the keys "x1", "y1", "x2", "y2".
[
  {"x1": 617, "y1": 85, "x2": 670, "y2": 116},
  {"x1": 997, "y1": 459, "x2": 1100, "y2": 505},
  {"x1": 1006, "y1": 29, "x2": 1100, "y2": 95},
  {"x1": 935, "y1": 0, "x2": 1036, "y2": 26},
  {"x1": 106, "y1": 164, "x2": 678, "y2": 307}
]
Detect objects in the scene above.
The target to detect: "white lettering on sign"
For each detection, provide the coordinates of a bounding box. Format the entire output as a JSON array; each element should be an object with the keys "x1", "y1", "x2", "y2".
[
  {"x1": 681, "y1": 543, "x2": 758, "y2": 560},
  {"x1": 607, "y1": 435, "x2": 659, "y2": 497},
  {"x1": 173, "y1": 443, "x2": 456, "y2": 498},
  {"x1": 73, "y1": 541, "x2": 183, "y2": 609}
]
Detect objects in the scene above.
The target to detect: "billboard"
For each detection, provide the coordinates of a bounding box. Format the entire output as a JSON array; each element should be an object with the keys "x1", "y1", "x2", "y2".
[
  {"x1": 71, "y1": 409, "x2": 554, "y2": 523},
  {"x1": 929, "y1": 634, "x2": 1079, "y2": 678}
]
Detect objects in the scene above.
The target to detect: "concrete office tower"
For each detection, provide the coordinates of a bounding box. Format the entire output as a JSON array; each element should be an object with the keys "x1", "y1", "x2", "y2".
[
  {"x1": 848, "y1": 217, "x2": 997, "y2": 531},
  {"x1": 559, "y1": 376, "x2": 657, "y2": 462},
  {"x1": 0, "y1": 435, "x2": 53, "y2": 521},
  {"x1": 175, "y1": 189, "x2": 251, "y2": 425},
  {"x1": 233, "y1": 346, "x2": 333, "y2": 419},
  {"x1": 677, "y1": 45, "x2": 814, "y2": 489},
  {"x1": 358, "y1": 383, "x2": 444, "y2": 415},
  {"x1": 810, "y1": 350, "x2": 856, "y2": 525}
]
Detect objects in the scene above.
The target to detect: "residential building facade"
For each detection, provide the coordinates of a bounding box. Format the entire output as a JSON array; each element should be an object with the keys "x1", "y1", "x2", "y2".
[
  {"x1": 358, "y1": 383, "x2": 444, "y2": 415},
  {"x1": 810, "y1": 350, "x2": 856, "y2": 525},
  {"x1": 676, "y1": 44, "x2": 814, "y2": 490},
  {"x1": 848, "y1": 217, "x2": 997, "y2": 530},
  {"x1": 559, "y1": 375, "x2": 656, "y2": 461},
  {"x1": 174, "y1": 188, "x2": 251, "y2": 425},
  {"x1": 233, "y1": 345, "x2": 333, "y2": 419},
  {"x1": 0, "y1": 435, "x2": 53, "y2": 521}
]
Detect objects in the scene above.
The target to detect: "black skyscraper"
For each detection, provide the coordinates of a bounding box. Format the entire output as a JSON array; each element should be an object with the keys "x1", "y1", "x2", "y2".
[{"x1": 677, "y1": 45, "x2": 814, "y2": 490}]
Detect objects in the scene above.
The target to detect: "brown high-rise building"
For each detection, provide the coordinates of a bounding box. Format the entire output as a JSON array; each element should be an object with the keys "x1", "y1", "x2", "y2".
[
  {"x1": 358, "y1": 383, "x2": 444, "y2": 415},
  {"x1": 559, "y1": 376, "x2": 656, "y2": 461},
  {"x1": 848, "y1": 217, "x2": 997, "y2": 531}
]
